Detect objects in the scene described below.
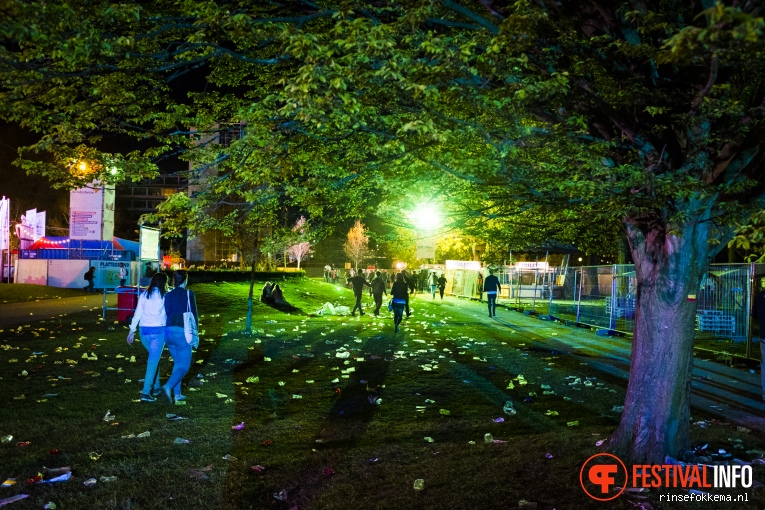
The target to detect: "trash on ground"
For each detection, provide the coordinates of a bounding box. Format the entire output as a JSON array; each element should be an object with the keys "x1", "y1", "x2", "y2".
[
  {"x1": 102, "y1": 410, "x2": 116, "y2": 422},
  {"x1": 189, "y1": 465, "x2": 212, "y2": 480},
  {"x1": 83, "y1": 478, "x2": 97, "y2": 487},
  {"x1": 413, "y1": 479, "x2": 425, "y2": 491},
  {"x1": 174, "y1": 438, "x2": 190, "y2": 444},
  {"x1": 0, "y1": 494, "x2": 29, "y2": 506}
]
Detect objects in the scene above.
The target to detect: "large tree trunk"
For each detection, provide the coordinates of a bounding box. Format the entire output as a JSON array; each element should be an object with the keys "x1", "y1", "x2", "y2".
[{"x1": 609, "y1": 202, "x2": 723, "y2": 463}]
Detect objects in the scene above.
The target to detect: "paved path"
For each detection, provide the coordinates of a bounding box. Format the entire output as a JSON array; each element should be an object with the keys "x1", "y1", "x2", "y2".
[
  {"x1": 443, "y1": 295, "x2": 765, "y2": 431},
  {"x1": 0, "y1": 293, "x2": 118, "y2": 326}
]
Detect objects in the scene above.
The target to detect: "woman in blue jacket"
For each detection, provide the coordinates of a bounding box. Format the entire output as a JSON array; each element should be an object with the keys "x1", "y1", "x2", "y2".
[{"x1": 161, "y1": 270, "x2": 198, "y2": 404}]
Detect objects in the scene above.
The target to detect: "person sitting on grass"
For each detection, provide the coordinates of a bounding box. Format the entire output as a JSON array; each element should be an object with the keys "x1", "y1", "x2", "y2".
[
  {"x1": 271, "y1": 284, "x2": 295, "y2": 311},
  {"x1": 261, "y1": 282, "x2": 274, "y2": 305},
  {"x1": 127, "y1": 273, "x2": 168, "y2": 403}
]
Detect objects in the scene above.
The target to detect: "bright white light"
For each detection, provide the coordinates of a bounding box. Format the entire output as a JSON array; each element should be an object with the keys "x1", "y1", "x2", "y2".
[
  {"x1": 109, "y1": 167, "x2": 118, "y2": 175},
  {"x1": 409, "y1": 203, "x2": 442, "y2": 231},
  {"x1": 395, "y1": 262, "x2": 406, "y2": 270}
]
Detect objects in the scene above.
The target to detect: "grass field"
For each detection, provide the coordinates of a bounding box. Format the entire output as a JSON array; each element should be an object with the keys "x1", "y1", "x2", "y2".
[{"x1": 1, "y1": 279, "x2": 764, "y2": 509}]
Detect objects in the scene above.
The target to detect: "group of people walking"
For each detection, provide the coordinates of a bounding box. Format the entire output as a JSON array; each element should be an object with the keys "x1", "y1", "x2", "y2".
[
  {"x1": 127, "y1": 270, "x2": 199, "y2": 405},
  {"x1": 338, "y1": 266, "x2": 502, "y2": 329}
]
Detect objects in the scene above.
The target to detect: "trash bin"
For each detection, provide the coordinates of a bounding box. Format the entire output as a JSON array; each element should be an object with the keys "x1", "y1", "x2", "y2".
[{"x1": 116, "y1": 287, "x2": 139, "y2": 323}]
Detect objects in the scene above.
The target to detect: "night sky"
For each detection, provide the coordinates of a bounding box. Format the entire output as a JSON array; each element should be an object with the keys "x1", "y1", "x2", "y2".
[{"x1": 0, "y1": 123, "x2": 67, "y2": 218}]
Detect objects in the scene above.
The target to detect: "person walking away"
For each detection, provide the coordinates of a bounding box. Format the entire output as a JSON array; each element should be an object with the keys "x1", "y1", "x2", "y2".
[
  {"x1": 83, "y1": 266, "x2": 96, "y2": 292},
  {"x1": 428, "y1": 272, "x2": 438, "y2": 298},
  {"x1": 752, "y1": 278, "x2": 765, "y2": 401},
  {"x1": 477, "y1": 271, "x2": 484, "y2": 302},
  {"x1": 118, "y1": 262, "x2": 128, "y2": 287},
  {"x1": 484, "y1": 269, "x2": 501, "y2": 317},
  {"x1": 390, "y1": 273, "x2": 409, "y2": 332},
  {"x1": 126, "y1": 273, "x2": 168, "y2": 402},
  {"x1": 408, "y1": 271, "x2": 418, "y2": 296},
  {"x1": 437, "y1": 274, "x2": 447, "y2": 300},
  {"x1": 370, "y1": 271, "x2": 387, "y2": 316},
  {"x1": 161, "y1": 270, "x2": 198, "y2": 405},
  {"x1": 348, "y1": 272, "x2": 371, "y2": 316},
  {"x1": 401, "y1": 269, "x2": 412, "y2": 317}
]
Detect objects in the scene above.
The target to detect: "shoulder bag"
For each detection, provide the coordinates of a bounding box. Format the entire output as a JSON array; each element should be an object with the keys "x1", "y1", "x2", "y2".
[{"x1": 183, "y1": 290, "x2": 199, "y2": 347}]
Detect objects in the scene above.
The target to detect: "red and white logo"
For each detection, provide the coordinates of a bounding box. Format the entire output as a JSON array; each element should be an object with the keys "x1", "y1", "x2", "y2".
[{"x1": 580, "y1": 453, "x2": 628, "y2": 501}]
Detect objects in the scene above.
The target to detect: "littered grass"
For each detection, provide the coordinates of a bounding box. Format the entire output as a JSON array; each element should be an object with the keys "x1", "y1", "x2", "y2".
[{"x1": 1, "y1": 279, "x2": 764, "y2": 509}]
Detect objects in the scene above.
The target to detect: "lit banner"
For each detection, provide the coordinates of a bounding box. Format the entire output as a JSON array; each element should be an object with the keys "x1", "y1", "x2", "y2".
[
  {"x1": 35, "y1": 210, "x2": 46, "y2": 240},
  {"x1": 0, "y1": 197, "x2": 9, "y2": 252},
  {"x1": 515, "y1": 261, "x2": 549, "y2": 270},
  {"x1": 445, "y1": 260, "x2": 481, "y2": 271},
  {"x1": 70, "y1": 183, "x2": 104, "y2": 240},
  {"x1": 140, "y1": 226, "x2": 160, "y2": 261},
  {"x1": 415, "y1": 234, "x2": 437, "y2": 259}
]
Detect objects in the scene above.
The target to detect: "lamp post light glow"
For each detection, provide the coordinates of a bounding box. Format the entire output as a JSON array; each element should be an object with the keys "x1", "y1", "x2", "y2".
[{"x1": 409, "y1": 203, "x2": 442, "y2": 231}]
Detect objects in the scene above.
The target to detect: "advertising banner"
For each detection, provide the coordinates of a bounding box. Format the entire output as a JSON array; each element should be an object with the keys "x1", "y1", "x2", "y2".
[
  {"x1": 0, "y1": 197, "x2": 9, "y2": 252},
  {"x1": 35, "y1": 210, "x2": 46, "y2": 240},
  {"x1": 70, "y1": 183, "x2": 104, "y2": 240}
]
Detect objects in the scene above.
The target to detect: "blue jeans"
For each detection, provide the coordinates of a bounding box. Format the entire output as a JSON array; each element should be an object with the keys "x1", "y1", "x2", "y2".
[
  {"x1": 430, "y1": 285, "x2": 437, "y2": 298},
  {"x1": 486, "y1": 292, "x2": 497, "y2": 316},
  {"x1": 139, "y1": 326, "x2": 165, "y2": 395},
  {"x1": 392, "y1": 299, "x2": 406, "y2": 331},
  {"x1": 163, "y1": 326, "x2": 192, "y2": 397}
]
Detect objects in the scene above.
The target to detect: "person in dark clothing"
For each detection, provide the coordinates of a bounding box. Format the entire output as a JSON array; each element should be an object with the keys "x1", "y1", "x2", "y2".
[
  {"x1": 408, "y1": 271, "x2": 418, "y2": 295},
  {"x1": 370, "y1": 271, "x2": 387, "y2": 316},
  {"x1": 261, "y1": 282, "x2": 274, "y2": 304},
  {"x1": 390, "y1": 273, "x2": 409, "y2": 332},
  {"x1": 83, "y1": 266, "x2": 96, "y2": 292},
  {"x1": 483, "y1": 269, "x2": 501, "y2": 317},
  {"x1": 477, "y1": 272, "x2": 484, "y2": 302},
  {"x1": 271, "y1": 284, "x2": 296, "y2": 311},
  {"x1": 437, "y1": 274, "x2": 447, "y2": 300},
  {"x1": 401, "y1": 269, "x2": 412, "y2": 317},
  {"x1": 161, "y1": 270, "x2": 198, "y2": 405},
  {"x1": 348, "y1": 273, "x2": 371, "y2": 316},
  {"x1": 752, "y1": 279, "x2": 765, "y2": 400}
]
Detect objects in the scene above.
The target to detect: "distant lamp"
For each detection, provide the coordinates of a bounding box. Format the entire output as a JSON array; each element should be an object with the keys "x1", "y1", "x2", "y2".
[
  {"x1": 78, "y1": 161, "x2": 88, "y2": 172},
  {"x1": 109, "y1": 167, "x2": 118, "y2": 175},
  {"x1": 396, "y1": 262, "x2": 406, "y2": 270},
  {"x1": 578, "y1": 257, "x2": 583, "y2": 262}
]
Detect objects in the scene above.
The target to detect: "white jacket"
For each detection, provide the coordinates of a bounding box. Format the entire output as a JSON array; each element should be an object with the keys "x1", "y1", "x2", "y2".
[{"x1": 129, "y1": 289, "x2": 167, "y2": 332}]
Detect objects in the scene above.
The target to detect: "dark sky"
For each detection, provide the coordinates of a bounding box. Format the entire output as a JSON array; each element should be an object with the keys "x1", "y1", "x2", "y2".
[{"x1": 0, "y1": 123, "x2": 68, "y2": 219}]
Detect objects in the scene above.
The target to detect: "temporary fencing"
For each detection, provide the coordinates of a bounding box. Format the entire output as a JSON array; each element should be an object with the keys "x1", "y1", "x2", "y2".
[{"x1": 445, "y1": 263, "x2": 763, "y2": 359}]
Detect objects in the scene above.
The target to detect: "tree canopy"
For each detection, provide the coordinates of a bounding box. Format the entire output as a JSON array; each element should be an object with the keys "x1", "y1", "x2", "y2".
[{"x1": 3, "y1": 0, "x2": 765, "y2": 464}]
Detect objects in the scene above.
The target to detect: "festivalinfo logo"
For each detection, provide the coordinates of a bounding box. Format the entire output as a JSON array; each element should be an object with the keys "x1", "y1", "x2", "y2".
[{"x1": 580, "y1": 453, "x2": 752, "y2": 502}]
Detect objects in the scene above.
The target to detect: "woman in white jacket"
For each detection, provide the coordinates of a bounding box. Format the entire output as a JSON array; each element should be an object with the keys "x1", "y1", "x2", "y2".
[{"x1": 127, "y1": 273, "x2": 168, "y2": 402}]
